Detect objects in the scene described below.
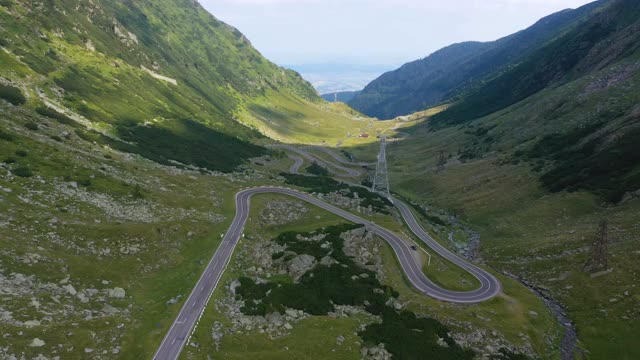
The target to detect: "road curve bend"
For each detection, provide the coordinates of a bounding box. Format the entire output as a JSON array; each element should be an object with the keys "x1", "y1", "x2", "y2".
[
  {"x1": 154, "y1": 145, "x2": 501, "y2": 360},
  {"x1": 154, "y1": 185, "x2": 501, "y2": 360},
  {"x1": 282, "y1": 147, "x2": 500, "y2": 300},
  {"x1": 303, "y1": 145, "x2": 376, "y2": 166},
  {"x1": 287, "y1": 155, "x2": 304, "y2": 174},
  {"x1": 267, "y1": 144, "x2": 362, "y2": 177}
]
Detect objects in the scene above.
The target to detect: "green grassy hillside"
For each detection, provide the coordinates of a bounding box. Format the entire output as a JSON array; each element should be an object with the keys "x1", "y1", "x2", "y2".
[
  {"x1": 342, "y1": 3, "x2": 640, "y2": 357},
  {"x1": 0, "y1": 0, "x2": 384, "y2": 172},
  {"x1": 2, "y1": 0, "x2": 638, "y2": 359},
  {"x1": 377, "y1": 47, "x2": 640, "y2": 359}
]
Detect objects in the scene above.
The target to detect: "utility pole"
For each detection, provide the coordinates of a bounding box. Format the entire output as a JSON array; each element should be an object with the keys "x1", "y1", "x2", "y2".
[
  {"x1": 436, "y1": 150, "x2": 447, "y2": 173},
  {"x1": 372, "y1": 135, "x2": 391, "y2": 198},
  {"x1": 585, "y1": 219, "x2": 609, "y2": 272}
]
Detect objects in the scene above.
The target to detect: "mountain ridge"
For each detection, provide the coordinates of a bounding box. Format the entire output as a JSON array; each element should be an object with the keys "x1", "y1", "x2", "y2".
[
  {"x1": 349, "y1": 0, "x2": 607, "y2": 119},
  {"x1": 0, "y1": 0, "x2": 381, "y2": 171}
]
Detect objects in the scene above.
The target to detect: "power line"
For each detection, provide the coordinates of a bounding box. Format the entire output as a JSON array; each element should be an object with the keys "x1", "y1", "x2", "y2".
[
  {"x1": 584, "y1": 219, "x2": 609, "y2": 272},
  {"x1": 372, "y1": 135, "x2": 391, "y2": 198},
  {"x1": 436, "y1": 150, "x2": 447, "y2": 173}
]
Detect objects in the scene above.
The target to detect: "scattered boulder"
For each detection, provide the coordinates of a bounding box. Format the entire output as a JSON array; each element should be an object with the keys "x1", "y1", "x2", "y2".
[
  {"x1": 24, "y1": 320, "x2": 41, "y2": 328},
  {"x1": 108, "y1": 287, "x2": 126, "y2": 299},
  {"x1": 362, "y1": 343, "x2": 392, "y2": 360},
  {"x1": 320, "y1": 256, "x2": 337, "y2": 266},
  {"x1": 102, "y1": 304, "x2": 118, "y2": 316},
  {"x1": 229, "y1": 279, "x2": 242, "y2": 296},
  {"x1": 260, "y1": 200, "x2": 309, "y2": 226},
  {"x1": 437, "y1": 337, "x2": 449, "y2": 347},
  {"x1": 166, "y1": 295, "x2": 182, "y2": 305},
  {"x1": 29, "y1": 338, "x2": 45, "y2": 347},
  {"x1": 285, "y1": 309, "x2": 300, "y2": 318},
  {"x1": 63, "y1": 284, "x2": 77, "y2": 296},
  {"x1": 288, "y1": 254, "x2": 316, "y2": 280},
  {"x1": 77, "y1": 292, "x2": 89, "y2": 303}
]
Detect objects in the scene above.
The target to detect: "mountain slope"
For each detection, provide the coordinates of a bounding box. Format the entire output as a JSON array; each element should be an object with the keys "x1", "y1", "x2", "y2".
[
  {"x1": 0, "y1": 0, "x2": 352, "y2": 172},
  {"x1": 433, "y1": 0, "x2": 640, "y2": 126},
  {"x1": 349, "y1": 41, "x2": 488, "y2": 119},
  {"x1": 426, "y1": 0, "x2": 640, "y2": 202},
  {"x1": 384, "y1": 52, "x2": 640, "y2": 359},
  {"x1": 372, "y1": 2, "x2": 640, "y2": 358},
  {"x1": 349, "y1": 0, "x2": 605, "y2": 119},
  {"x1": 0, "y1": 1, "x2": 395, "y2": 359}
]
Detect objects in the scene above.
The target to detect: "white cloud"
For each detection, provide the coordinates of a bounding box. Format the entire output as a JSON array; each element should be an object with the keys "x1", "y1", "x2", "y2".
[{"x1": 199, "y1": 0, "x2": 596, "y2": 65}]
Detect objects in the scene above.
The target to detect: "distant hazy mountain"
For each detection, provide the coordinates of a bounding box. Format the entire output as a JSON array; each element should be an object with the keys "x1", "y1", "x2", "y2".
[
  {"x1": 349, "y1": 0, "x2": 605, "y2": 119},
  {"x1": 321, "y1": 90, "x2": 361, "y2": 103},
  {"x1": 287, "y1": 63, "x2": 393, "y2": 94}
]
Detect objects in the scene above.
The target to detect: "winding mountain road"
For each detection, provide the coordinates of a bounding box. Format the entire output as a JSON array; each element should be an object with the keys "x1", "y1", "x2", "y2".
[
  {"x1": 303, "y1": 145, "x2": 376, "y2": 166},
  {"x1": 268, "y1": 144, "x2": 363, "y2": 177},
  {"x1": 287, "y1": 155, "x2": 304, "y2": 174},
  {"x1": 154, "y1": 145, "x2": 501, "y2": 360}
]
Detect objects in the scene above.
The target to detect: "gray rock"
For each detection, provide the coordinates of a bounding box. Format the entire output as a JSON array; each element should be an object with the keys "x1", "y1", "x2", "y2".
[
  {"x1": 109, "y1": 287, "x2": 126, "y2": 299},
  {"x1": 229, "y1": 279, "x2": 242, "y2": 296},
  {"x1": 77, "y1": 292, "x2": 89, "y2": 303},
  {"x1": 24, "y1": 320, "x2": 41, "y2": 328},
  {"x1": 320, "y1": 256, "x2": 337, "y2": 266},
  {"x1": 102, "y1": 304, "x2": 118, "y2": 316},
  {"x1": 288, "y1": 254, "x2": 316, "y2": 280},
  {"x1": 63, "y1": 284, "x2": 77, "y2": 296},
  {"x1": 285, "y1": 309, "x2": 299, "y2": 318},
  {"x1": 212, "y1": 331, "x2": 223, "y2": 341},
  {"x1": 30, "y1": 338, "x2": 45, "y2": 347},
  {"x1": 437, "y1": 337, "x2": 449, "y2": 347},
  {"x1": 166, "y1": 296, "x2": 181, "y2": 305}
]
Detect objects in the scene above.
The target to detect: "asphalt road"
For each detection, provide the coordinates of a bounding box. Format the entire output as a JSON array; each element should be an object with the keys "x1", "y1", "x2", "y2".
[
  {"x1": 154, "y1": 146, "x2": 501, "y2": 360},
  {"x1": 268, "y1": 144, "x2": 362, "y2": 177},
  {"x1": 303, "y1": 145, "x2": 376, "y2": 166},
  {"x1": 288, "y1": 155, "x2": 304, "y2": 174},
  {"x1": 282, "y1": 147, "x2": 500, "y2": 303}
]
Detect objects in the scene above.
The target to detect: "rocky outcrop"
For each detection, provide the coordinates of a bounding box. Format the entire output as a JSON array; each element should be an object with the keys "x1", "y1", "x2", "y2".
[
  {"x1": 259, "y1": 200, "x2": 309, "y2": 226},
  {"x1": 112, "y1": 21, "x2": 139, "y2": 47},
  {"x1": 361, "y1": 343, "x2": 392, "y2": 360},
  {"x1": 288, "y1": 254, "x2": 317, "y2": 281},
  {"x1": 316, "y1": 191, "x2": 376, "y2": 216},
  {"x1": 213, "y1": 282, "x2": 311, "y2": 342},
  {"x1": 108, "y1": 287, "x2": 126, "y2": 299},
  {"x1": 341, "y1": 227, "x2": 386, "y2": 281}
]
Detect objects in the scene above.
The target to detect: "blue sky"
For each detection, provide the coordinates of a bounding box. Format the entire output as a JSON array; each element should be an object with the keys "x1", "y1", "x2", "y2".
[{"x1": 200, "y1": 0, "x2": 595, "y2": 67}]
